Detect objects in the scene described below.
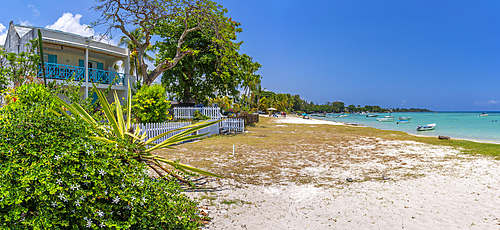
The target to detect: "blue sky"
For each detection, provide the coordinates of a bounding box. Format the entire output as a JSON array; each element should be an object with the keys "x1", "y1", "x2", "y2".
[{"x1": 1, "y1": 1, "x2": 499, "y2": 111}]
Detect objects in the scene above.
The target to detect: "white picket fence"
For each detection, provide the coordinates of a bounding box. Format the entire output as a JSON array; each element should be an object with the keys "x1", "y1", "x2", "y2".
[
  {"x1": 136, "y1": 121, "x2": 193, "y2": 145},
  {"x1": 220, "y1": 119, "x2": 245, "y2": 132},
  {"x1": 138, "y1": 118, "x2": 244, "y2": 147},
  {"x1": 173, "y1": 107, "x2": 222, "y2": 120}
]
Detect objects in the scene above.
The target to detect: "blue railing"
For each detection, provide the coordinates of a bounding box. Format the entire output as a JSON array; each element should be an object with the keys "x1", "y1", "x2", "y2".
[{"x1": 38, "y1": 63, "x2": 125, "y2": 85}]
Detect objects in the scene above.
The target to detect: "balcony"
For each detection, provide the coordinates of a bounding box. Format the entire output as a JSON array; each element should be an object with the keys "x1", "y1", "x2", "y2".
[{"x1": 38, "y1": 63, "x2": 125, "y2": 85}]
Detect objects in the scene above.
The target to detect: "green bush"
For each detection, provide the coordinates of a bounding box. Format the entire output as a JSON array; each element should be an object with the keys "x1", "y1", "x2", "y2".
[
  {"x1": 193, "y1": 110, "x2": 210, "y2": 122},
  {"x1": 0, "y1": 103, "x2": 202, "y2": 229},
  {"x1": 4, "y1": 83, "x2": 57, "y2": 110},
  {"x1": 132, "y1": 84, "x2": 172, "y2": 123}
]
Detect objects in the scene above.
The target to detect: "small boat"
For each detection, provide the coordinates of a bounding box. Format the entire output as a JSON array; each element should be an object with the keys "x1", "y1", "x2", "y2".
[
  {"x1": 479, "y1": 113, "x2": 488, "y2": 117},
  {"x1": 337, "y1": 114, "x2": 348, "y2": 118},
  {"x1": 417, "y1": 123, "x2": 436, "y2": 131},
  {"x1": 376, "y1": 117, "x2": 394, "y2": 122},
  {"x1": 366, "y1": 114, "x2": 379, "y2": 117},
  {"x1": 399, "y1": 117, "x2": 411, "y2": 120},
  {"x1": 384, "y1": 115, "x2": 394, "y2": 118},
  {"x1": 397, "y1": 120, "x2": 410, "y2": 124}
]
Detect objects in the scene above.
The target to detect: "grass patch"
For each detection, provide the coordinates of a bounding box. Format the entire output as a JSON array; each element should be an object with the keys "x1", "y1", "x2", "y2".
[{"x1": 156, "y1": 116, "x2": 499, "y2": 186}]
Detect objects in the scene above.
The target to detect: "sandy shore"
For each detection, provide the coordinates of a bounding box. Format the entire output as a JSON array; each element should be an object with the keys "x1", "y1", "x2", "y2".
[
  {"x1": 270, "y1": 115, "x2": 344, "y2": 125},
  {"x1": 178, "y1": 116, "x2": 500, "y2": 229}
]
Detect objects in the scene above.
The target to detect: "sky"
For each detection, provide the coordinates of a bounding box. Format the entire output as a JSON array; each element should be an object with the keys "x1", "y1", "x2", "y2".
[{"x1": 1, "y1": 0, "x2": 500, "y2": 111}]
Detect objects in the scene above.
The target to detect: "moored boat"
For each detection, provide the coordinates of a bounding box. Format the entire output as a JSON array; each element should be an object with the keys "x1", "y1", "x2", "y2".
[
  {"x1": 398, "y1": 117, "x2": 411, "y2": 120},
  {"x1": 417, "y1": 123, "x2": 436, "y2": 131},
  {"x1": 338, "y1": 114, "x2": 348, "y2": 118},
  {"x1": 396, "y1": 120, "x2": 410, "y2": 124},
  {"x1": 376, "y1": 117, "x2": 394, "y2": 122},
  {"x1": 479, "y1": 113, "x2": 488, "y2": 117},
  {"x1": 366, "y1": 114, "x2": 379, "y2": 117}
]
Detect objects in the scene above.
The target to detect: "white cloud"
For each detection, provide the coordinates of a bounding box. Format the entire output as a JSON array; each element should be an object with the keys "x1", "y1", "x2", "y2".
[
  {"x1": 487, "y1": 100, "x2": 499, "y2": 105},
  {"x1": 400, "y1": 100, "x2": 406, "y2": 106},
  {"x1": 28, "y1": 4, "x2": 40, "y2": 18},
  {"x1": 46, "y1": 12, "x2": 94, "y2": 37},
  {"x1": 0, "y1": 23, "x2": 6, "y2": 45},
  {"x1": 20, "y1": 19, "x2": 32, "y2": 26},
  {"x1": 473, "y1": 100, "x2": 499, "y2": 106}
]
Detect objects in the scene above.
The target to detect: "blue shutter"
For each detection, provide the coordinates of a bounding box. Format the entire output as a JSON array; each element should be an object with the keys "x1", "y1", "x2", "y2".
[
  {"x1": 97, "y1": 62, "x2": 104, "y2": 70},
  {"x1": 91, "y1": 92, "x2": 98, "y2": 104},
  {"x1": 79, "y1": 59, "x2": 84, "y2": 67},
  {"x1": 48, "y1": 54, "x2": 57, "y2": 63}
]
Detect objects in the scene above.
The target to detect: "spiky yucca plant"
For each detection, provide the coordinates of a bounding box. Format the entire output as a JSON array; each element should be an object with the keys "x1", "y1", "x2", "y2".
[{"x1": 53, "y1": 83, "x2": 221, "y2": 182}]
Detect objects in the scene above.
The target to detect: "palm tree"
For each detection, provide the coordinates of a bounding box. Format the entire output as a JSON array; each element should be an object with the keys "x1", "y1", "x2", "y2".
[{"x1": 118, "y1": 28, "x2": 154, "y2": 82}]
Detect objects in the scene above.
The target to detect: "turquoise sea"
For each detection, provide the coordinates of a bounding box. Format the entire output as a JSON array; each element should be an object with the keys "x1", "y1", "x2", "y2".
[{"x1": 313, "y1": 112, "x2": 500, "y2": 144}]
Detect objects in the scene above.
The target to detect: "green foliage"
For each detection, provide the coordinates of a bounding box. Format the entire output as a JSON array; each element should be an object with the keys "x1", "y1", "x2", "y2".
[
  {"x1": 193, "y1": 110, "x2": 210, "y2": 122},
  {"x1": 3, "y1": 83, "x2": 57, "y2": 111},
  {"x1": 0, "y1": 39, "x2": 40, "y2": 89},
  {"x1": 132, "y1": 84, "x2": 172, "y2": 123},
  {"x1": 0, "y1": 103, "x2": 202, "y2": 229},
  {"x1": 55, "y1": 83, "x2": 222, "y2": 183}
]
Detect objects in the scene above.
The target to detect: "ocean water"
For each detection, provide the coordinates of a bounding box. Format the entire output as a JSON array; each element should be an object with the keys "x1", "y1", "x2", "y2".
[{"x1": 314, "y1": 112, "x2": 500, "y2": 143}]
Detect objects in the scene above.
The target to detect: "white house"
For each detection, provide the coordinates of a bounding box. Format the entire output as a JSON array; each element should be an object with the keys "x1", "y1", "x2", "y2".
[{"x1": 3, "y1": 21, "x2": 132, "y2": 101}]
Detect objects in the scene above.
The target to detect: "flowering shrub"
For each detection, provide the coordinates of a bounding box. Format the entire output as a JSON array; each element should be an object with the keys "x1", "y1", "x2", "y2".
[
  {"x1": 132, "y1": 84, "x2": 171, "y2": 123},
  {"x1": 0, "y1": 103, "x2": 202, "y2": 229}
]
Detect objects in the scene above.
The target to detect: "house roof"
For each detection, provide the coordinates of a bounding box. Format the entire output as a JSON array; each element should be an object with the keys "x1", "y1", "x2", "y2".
[
  {"x1": 13, "y1": 25, "x2": 32, "y2": 38},
  {"x1": 9, "y1": 22, "x2": 127, "y2": 58}
]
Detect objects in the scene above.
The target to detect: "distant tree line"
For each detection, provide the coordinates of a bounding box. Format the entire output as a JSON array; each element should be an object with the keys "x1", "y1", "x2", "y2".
[{"x1": 257, "y1": 90, "x2": 432, "y2": 113}]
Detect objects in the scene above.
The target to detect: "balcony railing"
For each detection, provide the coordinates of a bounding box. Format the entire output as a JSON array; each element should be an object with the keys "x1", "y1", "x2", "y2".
[{"x1": 38, "y1": 63, "x2": 125, "y2": 85}]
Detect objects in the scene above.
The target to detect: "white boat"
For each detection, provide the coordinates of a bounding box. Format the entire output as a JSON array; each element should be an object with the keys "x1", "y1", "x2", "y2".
[
  {"x1": 398, "y1": 117, "x2": 411, "y2": 120},
  {"x1": 376, "y1": 117, "x2": 394, "y2": 122},
  {"x1": 397, "y1": 120, "x2": 410, "y2": 124},
  {"x1": 417, "y1": 123, "x2": 436, "y2": 131},
  {"x1": 338, "y1": 114, "x2": 348, "y2": 118},
  {"x1": 384, "y1": 115, "x2": 394, "y2": 118},
  {"x1": 366, "y1": 114, "x2": 379, "y2": 117},
  {"x1": 479, "y1": 113, "x2": 488, "y2": 117}
]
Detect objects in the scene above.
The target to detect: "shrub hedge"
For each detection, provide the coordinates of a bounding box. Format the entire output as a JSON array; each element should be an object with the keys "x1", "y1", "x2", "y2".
[{"x1": 0, "y1": 87, "x2": 202, "y2": 229}]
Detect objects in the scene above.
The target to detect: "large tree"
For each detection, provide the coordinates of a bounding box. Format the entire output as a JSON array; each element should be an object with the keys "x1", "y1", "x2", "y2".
[
  {"x1": 92, "y1": 0, "x2": 234, "y2": 85},
  {"x1": 156, "y1": 10, "x2": 259, "y2": 104}
]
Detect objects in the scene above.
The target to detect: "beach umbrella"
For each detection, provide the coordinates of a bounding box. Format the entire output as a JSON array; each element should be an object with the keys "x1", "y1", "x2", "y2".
[
  {"x1": 302, "y1": 113, "x2": 307, "y2": 116},
  {"x1": 267, "y1": 108, "x2": 277, "y2": 111}
]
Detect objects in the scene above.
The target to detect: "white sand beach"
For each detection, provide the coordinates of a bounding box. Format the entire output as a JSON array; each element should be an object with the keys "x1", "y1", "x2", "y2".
[
  {"x1": 271, "y1": 115, "x2": 344, "y2": 125},
  {"x1": 184, "y1": 116, "x2": 500, "y2": 229}
]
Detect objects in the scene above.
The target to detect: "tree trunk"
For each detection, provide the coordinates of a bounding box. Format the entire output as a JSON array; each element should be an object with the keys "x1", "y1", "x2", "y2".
[{"x1": 182, "y1": 71, "x2": 194, "y2": 103}]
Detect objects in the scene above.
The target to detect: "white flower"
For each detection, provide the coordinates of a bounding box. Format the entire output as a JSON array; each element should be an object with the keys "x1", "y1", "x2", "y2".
[
  {"x1": 80, "y1": 195, "x2": 86, "y2": 201},
  {"x1": 54, "y1": 155, "x2": 61, "y2": 160},
  {"x1": 58, "y1": 193, "x2": 68, "y2": 202},
  {"x1": 56, "y1": 179, "x2": 62, "y2": 185},
  {"x1": 83, "y1": 173, "x2": 88, "y2": 179},
  {"x1": 131, "y1": 196, "x2": 136, "y2": 201},
  {"x1": 99, "y1": 222, "x2": 106, "y2": 228},
  {"x1": 70, "y1": 184, "x2": 80, "y2": 190},
  {"x1": 75, "y1": 200, "x2": 81, "y2": 207},
  {"x1": 113, "y1": 196, "x2": 120, "y2": 204},
  {"x1": 97, "y1": 210, "x2": 104, "y2": 217},
  {"x1": 51, "y1": 201, "x2": 57, "y2": 207},
  {"x1": 142, "y1": 197, "x2": 148, "y2": 203},
  {"x1": 98, "y1": 169, "x2": 106, "y2": 176},
  {"x1": 104, "y1": 190, "x2": 108, "y2": 195},
  {"x1": 86, "y1": 219, "x2": 92, "y2": 228}
]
